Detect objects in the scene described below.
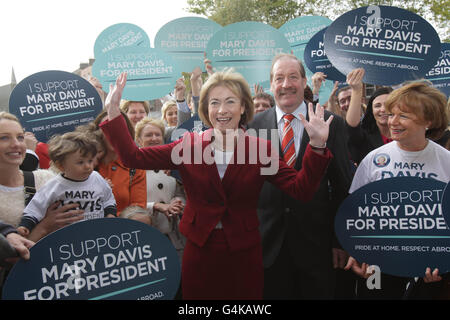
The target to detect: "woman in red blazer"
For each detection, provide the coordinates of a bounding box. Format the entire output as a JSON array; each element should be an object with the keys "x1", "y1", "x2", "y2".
[{"x1": 100, "y1": 70, "x2": 334, "y2": 299}]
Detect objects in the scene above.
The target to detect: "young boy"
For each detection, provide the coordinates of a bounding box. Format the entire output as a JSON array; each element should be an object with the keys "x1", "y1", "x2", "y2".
[{"x1": 18, "y1": 131, "x2": 117, "y2": 236}]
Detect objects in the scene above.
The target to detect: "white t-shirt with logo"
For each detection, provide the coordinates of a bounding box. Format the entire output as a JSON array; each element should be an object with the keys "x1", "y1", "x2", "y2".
[
  {"x1": 21, "y1": 171, "x2": 116, "y2": 230},
  {"x1": 349, "y1": 140, "x2": 450, "y2": 193}
]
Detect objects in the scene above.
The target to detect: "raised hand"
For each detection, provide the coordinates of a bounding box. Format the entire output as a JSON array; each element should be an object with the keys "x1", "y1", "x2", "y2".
[
  {"x1": 174, "y1": 77, "x2": 186, "y2": 101},
  {"x1": 311, "y1": 72, "x2": 327, "y2": 95},
  {"x1": 104, "y1": 72, "x2": 127, "y2": 121},
  {"x1": 345, "y1": 68, "x2": 365, "y2": 127},
  {"x1": 346, "y1": 68, "x2": 365, "y2": 91},
  {"x1": 253, "y1": 83, "x2": 264, "y2": 94},
  {"x1": 299, "y1": 103, "x2": 333, "y2": 149},
  {"x1": 203, "y1": 52, "x2": 214, "y2": 76},
  {"x1": 191, "y1": 67, "x2": 203, "y2": 98},
  {"x1": 423, "y1": 267, "x2": 442, "y2": 283},
  {"x1": 344, "y1": 256, "x2": 371, "y2": 278}
]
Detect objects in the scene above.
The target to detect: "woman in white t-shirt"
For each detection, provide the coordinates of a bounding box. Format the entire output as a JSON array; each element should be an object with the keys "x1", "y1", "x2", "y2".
[{"x1": 345, "y1": 82, "x2": 450, "y2": 299}]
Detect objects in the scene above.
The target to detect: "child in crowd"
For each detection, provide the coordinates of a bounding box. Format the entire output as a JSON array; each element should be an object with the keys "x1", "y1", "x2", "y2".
[
  {"x1": 119, "y1": 205, "x2": 152, "y2": 226},
  {"x1": 18, "y1": 131, "x2": 117, "y2": 236}
]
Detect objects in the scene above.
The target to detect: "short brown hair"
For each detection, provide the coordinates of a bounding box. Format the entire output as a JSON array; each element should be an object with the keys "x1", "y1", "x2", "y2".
[
  {"x1": 93, "y1": 109, "x2": 135, "y2": 139},
  {"x1": 270, "y1": 53, "x2": 306, "y2": 82},
  {"x1": 48, "y1": 131, "x2": 98, "y2": 165},
  {"x1": 120, "y1": 100, "x2": 150, "y2": 114},
  {"x1": 198, "y1": 69, "x2": 254, "y2": 128},
  {"x1": 253, "y1": 92, "x2": 275, "y2": 107},
  {"x1": 385, "y1": 82, "x2": 448, "y2": 140},
  {"x1": 135, "y1": 118, "x2": 165, "y2": 141}
]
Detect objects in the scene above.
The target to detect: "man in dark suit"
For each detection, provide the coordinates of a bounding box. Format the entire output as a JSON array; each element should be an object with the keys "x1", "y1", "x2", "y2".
[{"x1": 248, "y1": 54, "x2": 354, "y2": 299}]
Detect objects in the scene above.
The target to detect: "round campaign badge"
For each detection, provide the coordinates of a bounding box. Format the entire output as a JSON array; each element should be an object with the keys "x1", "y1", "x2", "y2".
[
  {"x1": 335, "y1": 177, "x2": 450, "y2": 277},
  {"x1": 304, "y1": 27, "x2": 346, "y2": 82},
  {"x1": 154, "y1": 16, "x2": 222, "y2": 73},
  {"x1": 2, "y1": 218, "x2": 181, "y2": 300},
  {"x1": 425, "y1": 43, "x2": 450, "y2": 97},
  {"x1": 324, "y1": 6, "x2": 441, "y2": 85},
  {"x1": 8, "y1": 70, "x2": 103, "y2": 143},
  {"x1": 92, "y1": 46, "x2": 181, "y2": 101},
  {"x1": 94, "y1": 23, "x2": 151, "y2": 58},
  {"x1": 206, "y1": 21, "x2": 291, "y2": 88}
]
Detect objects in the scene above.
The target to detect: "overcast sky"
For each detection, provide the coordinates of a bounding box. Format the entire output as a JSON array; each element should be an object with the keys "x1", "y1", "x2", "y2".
[{"x1": 1, "y1": 0, "x2": 198, "y2": 85}]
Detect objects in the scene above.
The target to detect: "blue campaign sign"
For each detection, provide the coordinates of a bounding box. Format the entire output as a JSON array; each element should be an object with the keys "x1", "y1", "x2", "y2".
[
  {"x1": 2, "y1": 218, "x2": 181, "y2": 300},
  {"x1": 9, "y1": 70, "x2": 103, "y2": 143},
  {"x1": 442, "y1": 182, "x2": 450, "y2": 228},
  {"x1": 154, "y1": 17, "x2": 222, "y2": 73},
  {"x1": 304, "y1": 27, "x2": 346, "y2": 82},
  {"x1": 335, "y1": 177, "x2": 450, "y2": 278},
  {"x1": 92, "y1": 46, "x2": 181, "y2": 101},
  {"x1": 205, "y1": 21, "x2": 291, "y2": 88},
  {"x1": 279, "y1": 16, "x2": 334, "y2": 103},
  {"x1": 169, "y1": 114, "x2": 207, "y2": 143},
  {"x1": 324, "y1": 6, "x2": 441, "y2": 86},
  {"x1": 425, "y1": 43, "x2": 450, "y2": 97},
  {"x1": 169, "y1": 114, "x2": 207, "y2": 183},
  {"x1": 94, "y1": 23, "x2": 151, "y2": 58}
]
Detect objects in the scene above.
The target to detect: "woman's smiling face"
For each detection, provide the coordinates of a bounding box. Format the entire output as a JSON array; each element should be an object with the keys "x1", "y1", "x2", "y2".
[
  {"x1": 388, "y1": 104, "x2": 430, "y2": 150},
  {"x1": 0, "y1": 119, "x2": 26, "y2": 167},
  {"x1": 207, "y1": 85, "x2": 244, "y2": 134},
  {"x1": 372, "y1": 94, "x2": 389, "y2": 127}
]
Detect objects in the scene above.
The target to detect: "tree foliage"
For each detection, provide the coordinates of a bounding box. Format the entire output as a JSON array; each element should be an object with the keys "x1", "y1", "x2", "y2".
[{"x1": 186, "y1": 0, "x2": 449, "y2": 41}]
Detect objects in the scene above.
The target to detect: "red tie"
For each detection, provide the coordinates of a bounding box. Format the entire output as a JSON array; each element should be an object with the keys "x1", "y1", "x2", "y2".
[{"x1": 282, "y1": 114, "x2": 296, "y2": 167}]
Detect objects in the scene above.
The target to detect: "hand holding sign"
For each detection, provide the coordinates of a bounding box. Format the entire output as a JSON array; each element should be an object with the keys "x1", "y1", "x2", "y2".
[
  {"x1": 344, "y1": 256, "x2": 371, "y2": 278},
  {"x1": 335, "y1": 177, "x2": 450, "y2": 278},
  {"x1": 346, "y1": 68, "x2": 365, "y2": 91}
]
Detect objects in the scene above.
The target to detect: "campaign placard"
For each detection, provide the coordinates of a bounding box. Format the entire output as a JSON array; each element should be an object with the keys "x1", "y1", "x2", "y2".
[
  {"x1": 94, "y1": 23, "x2": 151, "y2": 58},
  {"x1": 279, "y1": 15, "x2": 332, "y2": 58},
  {"x1": 304, "y1": 27, "x2": 346, "y2": 82},
  {"x1": 2, "y1": 218, "x2": 181, "y2": 300},
  {"x1": 335, "y1": 177, "x2": 450, "y2": 277},
  {"x1": 154, "y1": 17, "x2": 221, "y2": 73},
  {"x1": 92, "y1": 46, "x2": 181, "y2": 100},
  {"x1": 425, "y1": 43, "x2": 450, "y2": 97},
  {"x1": 442, "y1": 182, "x2": 450, "y2": 228},
  {"x1": 9, "y1": 70, "x2": 103, "y2": 143},
  {"x1": 324, "y1": 6, "x2": 441, "y2": 85},
  {"x1": 205, "y1": 21, "x2": 291, "y2": 88},
  {"x1": 279, "y1": 16, "x2": 334, "y2": 103},
  {"x1": 169, "y1": 114, "x2": 207, "y2": 183}
]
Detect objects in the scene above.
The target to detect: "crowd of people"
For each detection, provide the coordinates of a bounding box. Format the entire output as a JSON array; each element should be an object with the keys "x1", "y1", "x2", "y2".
[{"x1": 0, "y1": 51, "x2": 449, "y2": 300}]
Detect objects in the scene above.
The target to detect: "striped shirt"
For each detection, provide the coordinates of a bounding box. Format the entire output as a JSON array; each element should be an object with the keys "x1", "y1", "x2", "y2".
[{"x1": 276, "y1": 102, "x2": 307, "y2": 157}]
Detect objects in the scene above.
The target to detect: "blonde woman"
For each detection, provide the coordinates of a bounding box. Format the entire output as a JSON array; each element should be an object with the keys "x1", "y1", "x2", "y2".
[
  {"x1": 100, "y1": 70, "x2": 333, "y2": 299},
  {"x1": 135, "y1": 118, "x2": 186, "y2": 262},
  {"x1": 161, "y1": 100, "x2": 178, "y2": 128}
]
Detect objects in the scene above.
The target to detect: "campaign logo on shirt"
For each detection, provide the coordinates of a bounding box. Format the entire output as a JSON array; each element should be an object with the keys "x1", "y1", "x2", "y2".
[{"x1": 373, "y1": 153, "x2": 390, "y2": 167}]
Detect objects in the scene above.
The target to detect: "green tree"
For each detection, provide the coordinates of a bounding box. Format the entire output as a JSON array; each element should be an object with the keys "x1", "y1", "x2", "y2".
[
  {"x1": 186, "y1": 0, "x2": 449, "y2": 41},
  {"x1": 186, "y1": 0, "x2": 320, "y2": 28}
]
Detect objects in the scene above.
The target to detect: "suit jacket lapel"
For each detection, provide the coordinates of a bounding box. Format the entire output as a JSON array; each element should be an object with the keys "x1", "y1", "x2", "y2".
[
  {"x1": 221, "y1": 129, "x2": 247, "y2": 190},
  {"x1": 200, "y1": 129, "x2": 226, "y2": 197},
  {"x1": 295, "y1": 107, "x2": 310, "y2": 170}
]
